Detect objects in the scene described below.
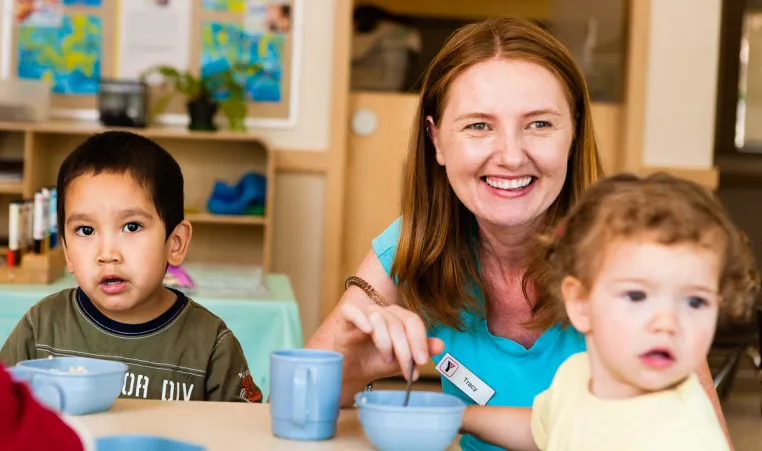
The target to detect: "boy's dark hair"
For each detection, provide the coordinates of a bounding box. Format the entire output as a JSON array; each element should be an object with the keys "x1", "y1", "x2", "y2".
[
  {"x1": 534, "y1": 172, "x2": 761, "y2": 325},
  {"x1": 56, "y1": 131, "x2": 184, "y2": 241}
]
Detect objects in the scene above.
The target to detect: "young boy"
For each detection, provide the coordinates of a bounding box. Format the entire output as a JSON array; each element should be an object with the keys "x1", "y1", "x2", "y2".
[
  {"x1": 460, "y1": 173, "x2": 759, "y2": 450},
  {"x1": 0, "y1": 131, "x2": 262, "y2": 403}
]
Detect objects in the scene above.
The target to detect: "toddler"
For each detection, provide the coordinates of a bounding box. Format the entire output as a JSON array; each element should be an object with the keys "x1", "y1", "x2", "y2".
[{"x1": 461, "y1": 172, "x2": 758, "y2": 450}]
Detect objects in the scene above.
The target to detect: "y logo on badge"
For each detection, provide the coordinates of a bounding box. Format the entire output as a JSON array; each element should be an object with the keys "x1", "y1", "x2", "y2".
[
  {"x1": 436, "y1": 352, "x2": 496, "y2": 406},
  {"x1": 441, "y1": 357, "x2": 459, "y2": 377}
]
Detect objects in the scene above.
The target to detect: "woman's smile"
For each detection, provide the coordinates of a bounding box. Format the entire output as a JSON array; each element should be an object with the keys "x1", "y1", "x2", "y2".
[{"x1": 482, "y1": 175, "x2": 537, "y2": 198}]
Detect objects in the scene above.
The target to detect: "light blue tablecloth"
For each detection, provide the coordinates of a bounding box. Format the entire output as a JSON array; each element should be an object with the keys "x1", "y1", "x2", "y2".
[{"x1": 0, "y1": 271, "x2": 303, "y2": 400}]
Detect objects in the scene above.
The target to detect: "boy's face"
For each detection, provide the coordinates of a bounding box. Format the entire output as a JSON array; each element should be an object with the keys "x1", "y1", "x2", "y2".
[
  {"x1": 62, "y1": 171, "x2": 191, "y2": 323},
  {"x1": 562, "y1": 239, "x2": 720, "y2": 398}
]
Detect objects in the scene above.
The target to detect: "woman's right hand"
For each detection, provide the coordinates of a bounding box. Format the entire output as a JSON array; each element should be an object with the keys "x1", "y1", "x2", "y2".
[
  {"x1": 306, "y1": 249, "x2": 444, "y2": 406},
  {"x1": 335, "y1": 302, "x2": 444, "y2": 390}
]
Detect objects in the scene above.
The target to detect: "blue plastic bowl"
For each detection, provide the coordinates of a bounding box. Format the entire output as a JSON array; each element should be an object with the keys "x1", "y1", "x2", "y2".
[
  {"x1": 355, "y1": 390, "x2": 465, "y2": 451},
  {"x1": 96, "y1": 435, "x2": 206, "y2": 451},
  {"x1": 6, "y1": 366, "x2": 31, "y2": 383},
  {"x1": 14, "y1": 356, "x2": 127, "y2": 415}
]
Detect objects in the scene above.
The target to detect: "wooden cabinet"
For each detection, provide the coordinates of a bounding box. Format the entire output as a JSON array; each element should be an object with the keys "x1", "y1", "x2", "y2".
[
  {"x1": 342, "y1": 92, "x2": 418, "y2": 279},
  {"x1": 0, "y1": 120, "x2": 274, "y2": 272}
]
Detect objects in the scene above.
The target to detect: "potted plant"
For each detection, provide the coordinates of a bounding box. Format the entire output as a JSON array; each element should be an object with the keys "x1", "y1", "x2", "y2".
[{"x1": 141, "y1": 63, "x2": 260, "y2": 132}]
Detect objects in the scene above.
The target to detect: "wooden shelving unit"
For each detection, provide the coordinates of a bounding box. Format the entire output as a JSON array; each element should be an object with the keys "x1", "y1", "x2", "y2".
[
  {"x1": 186, "y1": 212, "x2": 268, "y2": 226},
  {"x1": 0, "y1": 182, "x2": 23, "y2": 194},
  {"x1": 0, "y1": 119, "x2": 274, "y2": 272}
]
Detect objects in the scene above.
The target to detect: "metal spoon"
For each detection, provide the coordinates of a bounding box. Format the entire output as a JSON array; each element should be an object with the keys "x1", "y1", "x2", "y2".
[{"x1": 403, "y1": 357, "x2": 415, "y2": 407}]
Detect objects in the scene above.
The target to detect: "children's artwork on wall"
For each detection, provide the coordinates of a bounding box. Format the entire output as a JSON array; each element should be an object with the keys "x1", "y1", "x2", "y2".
[
  {"x1": 192, "y1": 0, "x2": 300, "y2": 126},
  {"x1": 1, "y1": 0, "x2": 300, "y2": 127},
  {"x1": 3, "y1": 0, "x2": 116, "y2": 112},
  {"x1": 201, "y1": 22, "x2": 285, "y2": 102},
  {"x1": 16, "y1": 14, "x2": 102, "y2": 95},
  {"x1": 244, "y1": 0, "x2": 291, "y2": 34},
  {"x1": 202, "y1": 0, "x2": 245, "y2": 13},
  {"x1": 15, "y1": 0, "x2": 63, "y2": 27}
]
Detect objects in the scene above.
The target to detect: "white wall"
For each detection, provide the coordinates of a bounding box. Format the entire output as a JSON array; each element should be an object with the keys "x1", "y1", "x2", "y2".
[
  {"x1": 642, "y1": 0, "x2": 722, "y2": 168},
  {"x1": 267, "y1": 0, "x2": 335, "y2": 338}
]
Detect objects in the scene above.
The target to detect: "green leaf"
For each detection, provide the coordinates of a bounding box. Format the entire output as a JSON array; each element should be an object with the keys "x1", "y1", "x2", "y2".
[
  {"x1": 140, "y1": 61, "x2": 262, "y2": 127},
  {"x1": 152, "y1": 91, "x2": 175, "y2": 116}
]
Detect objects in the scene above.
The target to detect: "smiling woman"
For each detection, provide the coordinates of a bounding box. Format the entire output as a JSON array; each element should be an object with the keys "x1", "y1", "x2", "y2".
[
  {"x1": 427, "y1": 58, "x2": 573, "y2": 234},
  {"x1": 306, "y1": 16, "x2": 731, "y2": 451}
]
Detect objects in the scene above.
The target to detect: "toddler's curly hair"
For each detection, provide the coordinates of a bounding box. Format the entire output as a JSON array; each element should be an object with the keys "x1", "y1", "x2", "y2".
[{"x1": 531, "y1": 172, "x2": 760, "y2": 327}]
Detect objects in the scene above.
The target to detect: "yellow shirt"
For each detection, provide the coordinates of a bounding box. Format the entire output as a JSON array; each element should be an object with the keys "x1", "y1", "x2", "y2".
[{"x1": 531, "y1": 352, "x2": 729, "y2": 451}]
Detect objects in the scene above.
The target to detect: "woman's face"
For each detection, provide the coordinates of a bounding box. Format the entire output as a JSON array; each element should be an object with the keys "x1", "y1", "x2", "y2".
[{"x1": 428, "y1": 58, "x2": 574, "y2": 229}]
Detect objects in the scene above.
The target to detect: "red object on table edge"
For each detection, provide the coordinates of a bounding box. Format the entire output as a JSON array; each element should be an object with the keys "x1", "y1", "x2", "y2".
[{"x1": 0, "y1": 363, "x2": 84, "y2": 451}]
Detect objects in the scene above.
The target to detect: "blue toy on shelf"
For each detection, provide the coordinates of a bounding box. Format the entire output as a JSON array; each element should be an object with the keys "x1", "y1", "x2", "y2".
[{"x1": 207, "y1": 172, "x2": 266, "y2": 216}]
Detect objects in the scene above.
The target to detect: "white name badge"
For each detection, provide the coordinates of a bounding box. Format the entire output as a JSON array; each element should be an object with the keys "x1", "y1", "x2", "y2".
[{"x1": 435, "y1": 352, "x2": 495, "y2": 406}]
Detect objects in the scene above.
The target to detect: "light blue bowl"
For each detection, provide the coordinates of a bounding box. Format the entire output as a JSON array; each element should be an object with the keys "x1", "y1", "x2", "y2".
[
  {"x1": 7, "y1": 366, "x2": 31, "y2": 383},
  {"x1": 14, "y1": 356, "x2": 127, "y2": 415},
  {"x1": 96, "y1": 435, "x2": 205, "y2": 451},
  {"x1": 355, "y1": 390, "x2": 465, "y2": 451}
]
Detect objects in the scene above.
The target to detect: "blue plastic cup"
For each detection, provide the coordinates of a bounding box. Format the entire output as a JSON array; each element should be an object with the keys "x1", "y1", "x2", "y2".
[{"x1": 269, "y1": 349, "x2": 344, "y2": 441}]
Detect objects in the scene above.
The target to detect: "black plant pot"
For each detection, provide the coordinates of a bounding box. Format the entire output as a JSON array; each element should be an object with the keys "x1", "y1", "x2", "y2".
[{"x1": 187, "y1": 98, "x2": 218, "y2": 131}]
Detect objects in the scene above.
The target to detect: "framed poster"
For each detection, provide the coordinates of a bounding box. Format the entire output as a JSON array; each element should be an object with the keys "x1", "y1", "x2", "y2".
[
  {"x1": 1, "y1": 0, "x2": 116, "y2": 115},
  {"x1": 0, "y1": 0, "x2": 302, "y2": 128},
  {"x1": 142, "y1": 0, "x2": 302, "y2": 128}
]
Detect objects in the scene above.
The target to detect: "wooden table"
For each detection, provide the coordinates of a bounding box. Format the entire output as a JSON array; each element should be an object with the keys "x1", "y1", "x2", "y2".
[{"x1": 70, "y1": 399, "x2": 462, "y2": 450}]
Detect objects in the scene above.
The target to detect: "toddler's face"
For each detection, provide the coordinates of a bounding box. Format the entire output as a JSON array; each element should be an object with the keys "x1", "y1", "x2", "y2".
[
  {"x1": 62, "y1": 171, "x2": 187, "y2": 323},
  {"x1": 564, "y1": 239, "x2": 720, "y2": 398}
]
